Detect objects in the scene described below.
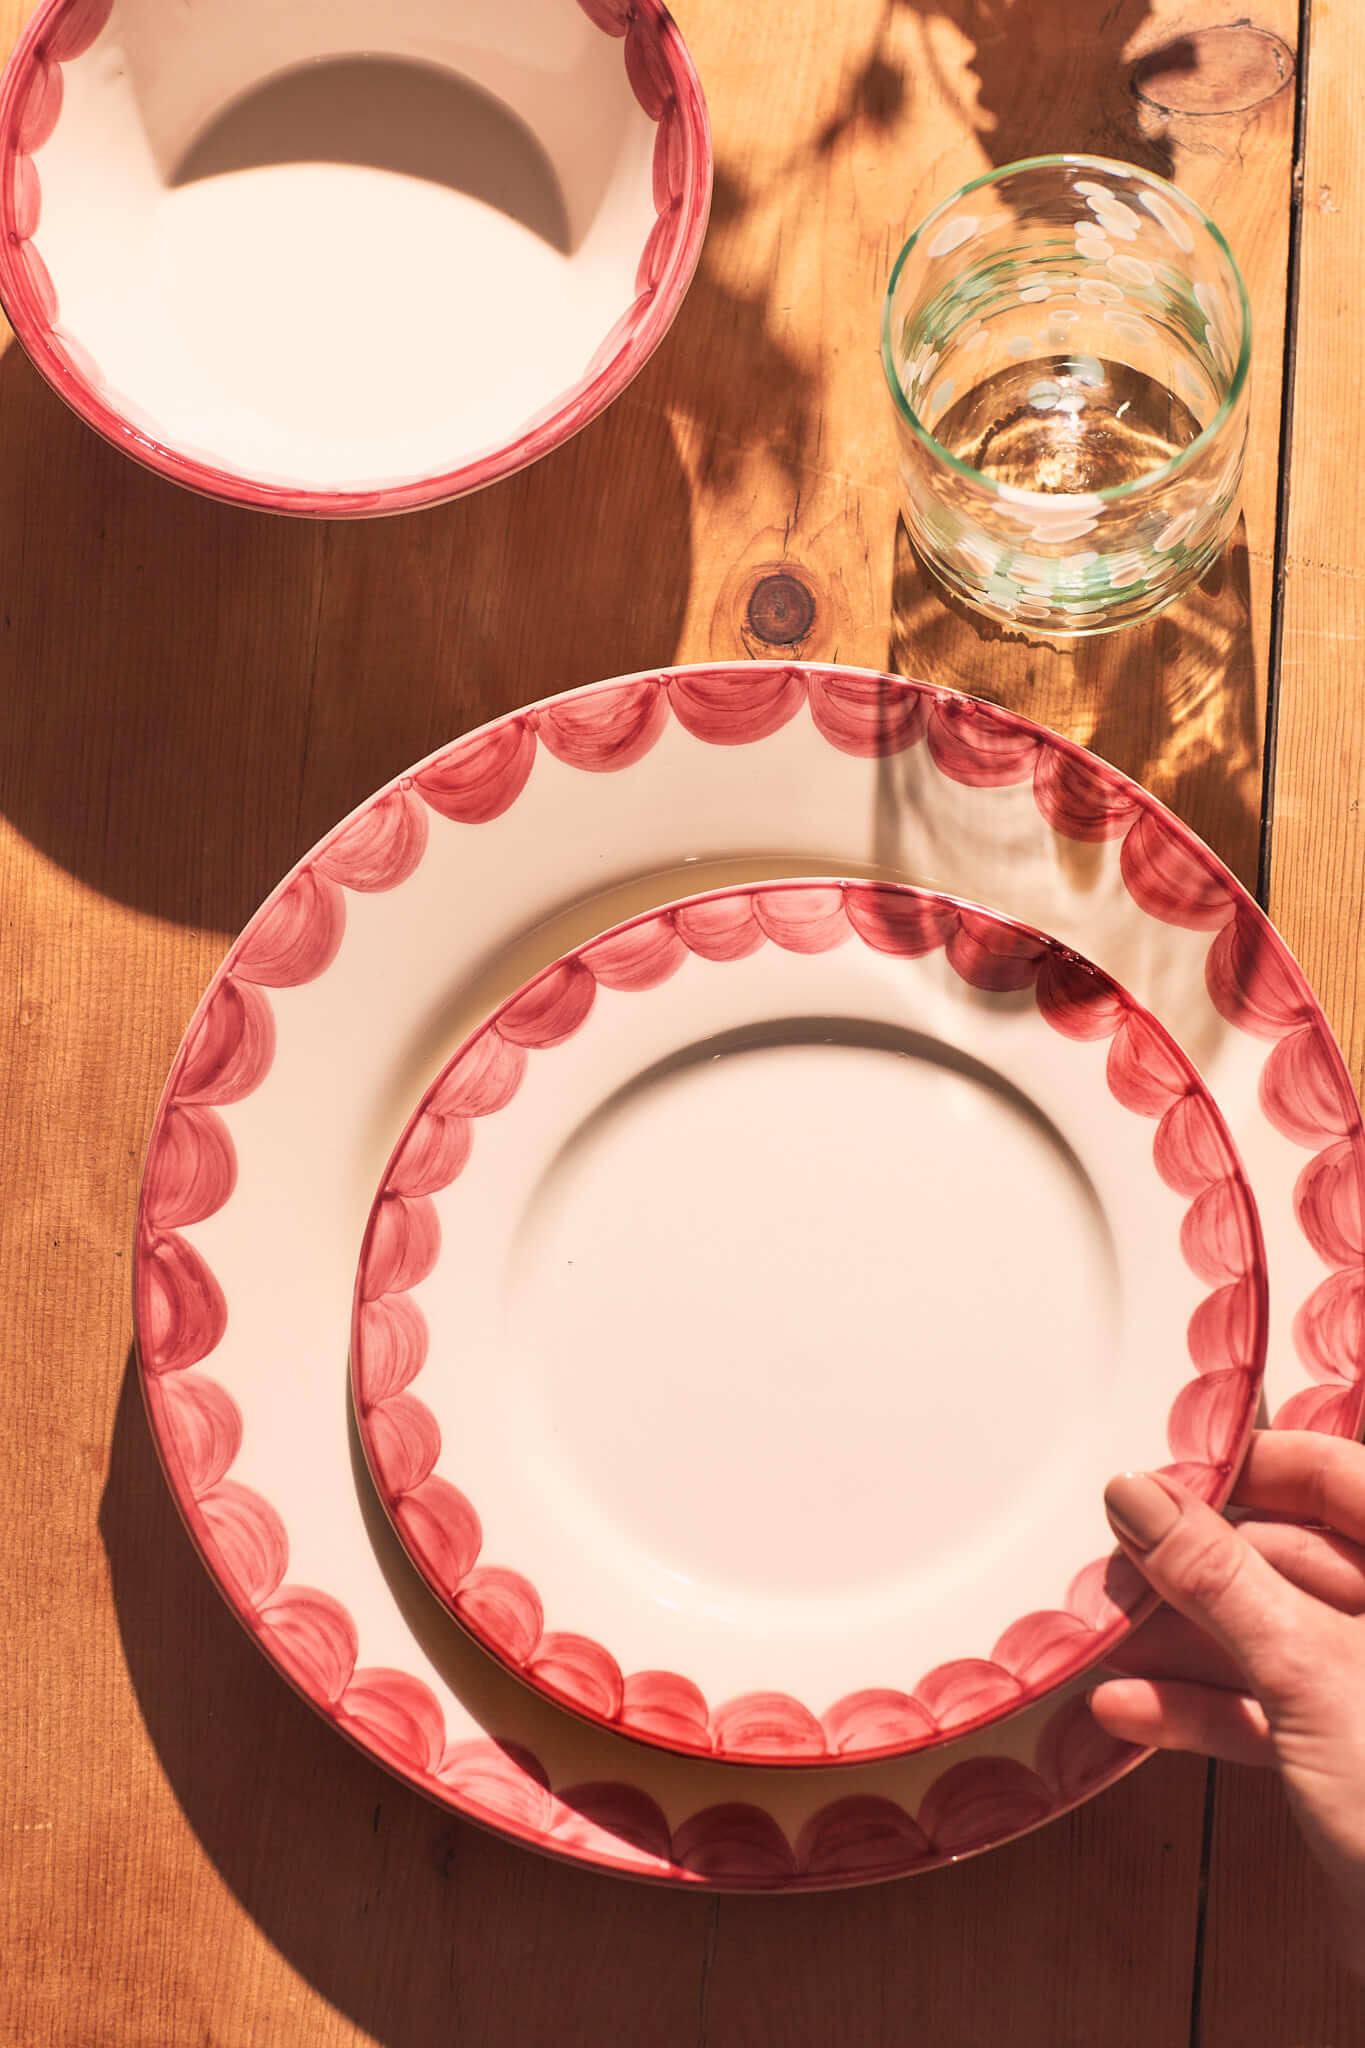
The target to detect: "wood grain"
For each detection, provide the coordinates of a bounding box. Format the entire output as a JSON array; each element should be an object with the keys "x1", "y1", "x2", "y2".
[
  {"x1": 0, "y1": 0, "x2": 1330, "y2": 2041},
  {"x1": 1198, "y1": 0, "x2": 1365, "y2": 2034}
]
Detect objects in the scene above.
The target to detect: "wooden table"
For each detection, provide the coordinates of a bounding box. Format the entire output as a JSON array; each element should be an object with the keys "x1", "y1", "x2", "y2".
[{"x1": 5, "y1": 1, "x2": 1363, "y2": 2041}]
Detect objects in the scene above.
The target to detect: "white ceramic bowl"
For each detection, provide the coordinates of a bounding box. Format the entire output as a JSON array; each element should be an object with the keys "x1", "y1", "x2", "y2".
[{"x1": 0, "y1": 0, "x2": 710, "y2": 513}]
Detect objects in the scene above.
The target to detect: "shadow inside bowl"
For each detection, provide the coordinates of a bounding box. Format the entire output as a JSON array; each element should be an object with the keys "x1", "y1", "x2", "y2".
[{"x1": 171, "y1": 56, "x2": 573, "y2": 258}]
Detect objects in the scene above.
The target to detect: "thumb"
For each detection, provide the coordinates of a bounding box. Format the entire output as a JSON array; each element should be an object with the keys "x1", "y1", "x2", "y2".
[{"x1": 1104, "y1": 1470, "x2": 1317, "y2": 1708}]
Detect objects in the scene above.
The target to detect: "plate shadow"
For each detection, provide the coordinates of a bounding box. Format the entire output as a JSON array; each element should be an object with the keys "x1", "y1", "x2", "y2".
[{"x1": 0, "y1": 340, "x2": 693, "y2": 935}]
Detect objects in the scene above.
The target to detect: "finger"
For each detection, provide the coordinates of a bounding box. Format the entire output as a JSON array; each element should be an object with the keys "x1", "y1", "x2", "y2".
[
  {"x1": 1104, "y1": 1471, "x2": 1321, "y2": 1704},
  {"x1": 1108, "y1": 1526, "x2": 1365, "y2": 1693},
  {"x1": 1089, "y1": 1677, "x2": 1274, "y2": 1767},
  {"x1": 1103, "y1": 1607, "x2": 1246, "y2": 1690},
  {"x1": 1239, "y1": 1518, "x2": 1365, "y2": 1615},
  {"x1": 1235, "y1": 1431, "x2": 1365, "y2": 1545}
]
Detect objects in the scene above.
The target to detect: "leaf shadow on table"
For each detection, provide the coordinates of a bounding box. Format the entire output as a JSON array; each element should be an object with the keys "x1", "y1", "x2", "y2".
[
  {"x1": 887, "y1": 514, "x2": 1264, "y2": 895},
  {"x1": 0, "y1": 339, "x2": 695, "y2": 936},
  {"x1": 635, "y1": 171, "x2": 816, "y2": 500},
  {"x1": 820, "y1": 0, "x2": 1180, "y2": 181},
  {"x1": 102, "y1": 1352, "x2": 1213, "y2": 2048}
]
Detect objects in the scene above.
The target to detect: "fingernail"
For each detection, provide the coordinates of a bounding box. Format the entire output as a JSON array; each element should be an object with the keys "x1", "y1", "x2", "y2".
[{"x1": 1105, "y1": 1471, "x2": 1183, "y2": 1552}]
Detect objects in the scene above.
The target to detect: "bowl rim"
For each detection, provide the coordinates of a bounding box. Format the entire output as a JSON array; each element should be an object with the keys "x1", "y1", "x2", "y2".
[{"x1": 0, "y1": 0, "x2": 712, "y2": 518}]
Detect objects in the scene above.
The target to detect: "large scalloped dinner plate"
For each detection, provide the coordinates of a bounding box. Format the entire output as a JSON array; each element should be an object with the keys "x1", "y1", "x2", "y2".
[
  {"x1": 135, "y1": 664, "x2": 1365, "y2": 1889},
  {"x1": 351, "y1": 877, "x2": 1267, "y2": 1766}
]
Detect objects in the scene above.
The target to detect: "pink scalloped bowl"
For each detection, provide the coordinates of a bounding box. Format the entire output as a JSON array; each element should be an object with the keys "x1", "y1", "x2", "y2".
[
  {"x1": 0, "y1": 0, "x2": 709, "y2": 514},
  {"x1": 353, "y1": 877, "x2": 1268, "y2": 1766}
]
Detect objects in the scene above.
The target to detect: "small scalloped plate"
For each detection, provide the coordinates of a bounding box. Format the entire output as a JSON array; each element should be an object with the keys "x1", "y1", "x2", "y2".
[{"x1": 352, "y1": 878, "x2": 1267, "y2": 1766}]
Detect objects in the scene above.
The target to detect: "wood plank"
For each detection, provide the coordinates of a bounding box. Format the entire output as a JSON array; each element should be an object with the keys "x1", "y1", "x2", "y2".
[
  {"x1": 681, "y1": 3, "x2": 1299, "y2": 2036},
  {"x1": 0, "y1": 0, "x2": 1301, "y2": 2043},
  {"x1": 1198, "y1": 0, "x2": 1365, "y2": 2032},
  {"x1": 700, "y1": 1757, "x2": 1208, "y2": 2048}
]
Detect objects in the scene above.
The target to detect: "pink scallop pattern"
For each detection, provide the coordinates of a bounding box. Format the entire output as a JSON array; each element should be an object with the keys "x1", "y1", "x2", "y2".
[
  {"x1": 535, "y1": 676, "x2": 669, "y2": 772},
  {"x1": 133, "y1": 663, "x2": 1364, "y2": 1887},
  {"x1": 0, "y1": 0, "x2": 709, "y2": 517},
  {"x1": 822, "y1": 1689, "x2": 936, "y2": 1757},
  {"x1": 1033, "y1": 746, "x2": 1140, "y2": 843},
  {"x1": 352, "y1": 877, "x2": 1266, "y2": 1764},
  {"x1": 808, "y1": 671, "x2": 929, "y2": 758},
  {"x1": 926, "y1": 696, "x2": 1040, "y2": 787},
  {"x1": 670, "y1": 666, "x2": 807, "y2": 745},
  {"x1": 177, "y1": 977, "x2": 275, "y2": 1106},
  {"x1": 315, "y1": 787, "x2": 428, "y2": 892},
  {"x1": 1206, "y1": 905, "x2": 1314, "y2": 1039},
  {"x1": 233, "y1": 868, "x2": 346, "y2": 987}
]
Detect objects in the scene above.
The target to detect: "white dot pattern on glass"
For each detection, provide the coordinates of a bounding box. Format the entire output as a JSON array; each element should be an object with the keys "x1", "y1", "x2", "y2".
[
  {"x1": 926, "y1": 213, "x2": 978, "y2": 259},
  {"x1": 1139, "y1": 187, "x2": 1195, "y2": 252},
  {"x1": 1154, "y1": 511, "x2": 1196, "y2": 553}
]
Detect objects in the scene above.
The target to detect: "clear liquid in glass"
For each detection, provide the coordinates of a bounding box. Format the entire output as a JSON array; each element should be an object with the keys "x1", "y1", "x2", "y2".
[{"x1": 933, "y1": 356, "x2": 1206, "y2": 495}]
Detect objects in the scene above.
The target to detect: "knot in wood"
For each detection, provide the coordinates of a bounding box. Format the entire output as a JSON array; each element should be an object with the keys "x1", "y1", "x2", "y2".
[
  {"x1": 1131, "y1": 25, "x2": 1294, "y2": 116},
  {"x1": 746, "y1": 572, "x2": 816, "y2": 647}
]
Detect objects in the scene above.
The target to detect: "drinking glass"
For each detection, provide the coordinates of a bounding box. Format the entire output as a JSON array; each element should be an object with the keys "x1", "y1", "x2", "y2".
[{"x1": 881, "y1": 155, "x2": 1250, "y2": 636}]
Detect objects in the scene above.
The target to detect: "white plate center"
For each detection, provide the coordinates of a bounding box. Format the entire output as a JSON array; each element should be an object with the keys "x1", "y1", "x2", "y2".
[{"x1": 501, "y1": 1024, "x2": 1120, "y2": 1607}]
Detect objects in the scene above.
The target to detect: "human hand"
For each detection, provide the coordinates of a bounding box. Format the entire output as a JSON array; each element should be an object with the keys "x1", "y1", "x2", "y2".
[{"x1": 1091, "y1": 1430, "x2": 1365, "y2": 1976}]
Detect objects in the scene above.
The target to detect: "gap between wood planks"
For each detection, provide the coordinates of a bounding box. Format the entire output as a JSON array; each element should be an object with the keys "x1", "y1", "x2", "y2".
[
  {"x1": 1256, "y1": 0, "x2": 1314, "y2": 913},
  {"x1": 1189, "y1": 0, "x2": 1314, "y2": 2045}
]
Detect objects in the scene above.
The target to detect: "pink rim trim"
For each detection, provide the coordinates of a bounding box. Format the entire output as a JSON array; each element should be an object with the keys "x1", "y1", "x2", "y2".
[
  {"x1": 134, "y1": 665, "x2": 1365, "y2": 1885},
  {"x1": 0, "y1": 0, "x2": 711, "y2": 516},
  {"x1": 351, "y1": 878, "x2": 1268, "y2": 1765}
]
